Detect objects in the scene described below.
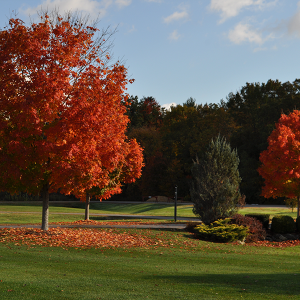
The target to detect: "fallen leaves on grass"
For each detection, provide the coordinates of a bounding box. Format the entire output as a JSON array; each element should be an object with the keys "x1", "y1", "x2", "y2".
[
  {"x1": 0, "y1": 228, "x2": 170, "y2": 249},
  {"x1": 232, "y1": 240, "x2": 300, "y2": 248},
  {"x1": 233, "y1": 240, "x2": 300, "y2": 248},
  {"x1": 0, "y1": 226, "x2": 201, "y2": 251}
]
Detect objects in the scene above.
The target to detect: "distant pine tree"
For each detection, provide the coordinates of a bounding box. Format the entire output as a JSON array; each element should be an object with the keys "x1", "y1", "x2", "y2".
[{"x1": 190, "y1": 136, "x2": 244, "y2": 224}]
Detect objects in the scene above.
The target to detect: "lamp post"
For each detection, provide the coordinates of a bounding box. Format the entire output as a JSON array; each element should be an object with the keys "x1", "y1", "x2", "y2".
[{"x1": 174, "y1": 185, "x2": 177, "y2": 222}]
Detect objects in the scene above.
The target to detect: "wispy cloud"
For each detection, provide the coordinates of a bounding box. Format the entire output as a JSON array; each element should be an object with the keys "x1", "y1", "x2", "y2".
[
  {"x1": 225, "y1": 1, "x2": 300, "y2": 45},
  {"x1": 20, "y1": 0, "x2": 131, "y2": 19},
  {"x1": 128, "y1": 24, "x2": 136, "y2": 33},
  {"x1": 228, "y1": 22, "x2": 263, "y2": 44},
  {"x1": 210, "y1": 0, "x2": 266, "y2": 23},
  {"x1": 228, "y1": 22, "x2": 275, "y2": 44},
  {"x1": 287, "y1": 1, "x2": 300, "y2": 37},
  {"x1": 164, "y1": 6, "x2": 189, "y2": 24},
  {"x1": 145, "y1": 0, "x2": 162, "y2": 3},
  {"x1": 169, "y1": 30, "x2": 181, "y2": 41}
]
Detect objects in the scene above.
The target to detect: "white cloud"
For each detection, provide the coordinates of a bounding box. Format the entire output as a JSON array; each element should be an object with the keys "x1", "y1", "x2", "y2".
[
  {"x1": 228, "y1": 22, "x2": 266, "y2": 44},
  {"x1": 162, "y1": 102, "x2": 176, "y2": 110},
  {"x1": 115, "y1": 0, "x2": 132, "y2": 8},
  {"x1": 169, "y1": 30, "x2": 181, "y2": 40},
  {"x1": 145, "y1": 0, "x2": 162, "y2": 2},
  {"x1": 210, "y1": 0, "x2": 265, "y2": 23},
  {"x1": 164, "y1": 7, "x2": 189, "y2": 24}
]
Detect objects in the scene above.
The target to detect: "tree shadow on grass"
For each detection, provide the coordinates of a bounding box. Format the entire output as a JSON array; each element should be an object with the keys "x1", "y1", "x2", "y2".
[
  {"x1": 89, "y1": 203, "x2": 175, "y2": 214},
  {"x1": 143, "y1": 273, "x2": 300, "y2": 296},
  {"x1": 89, "y1": 216, "x2": 136, "y2": 221}
]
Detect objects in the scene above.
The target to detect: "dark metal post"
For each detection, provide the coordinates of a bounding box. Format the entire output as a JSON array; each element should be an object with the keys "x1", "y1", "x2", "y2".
[{"x1": 174, "y1": 185, "x2": 177, "y2": 222}]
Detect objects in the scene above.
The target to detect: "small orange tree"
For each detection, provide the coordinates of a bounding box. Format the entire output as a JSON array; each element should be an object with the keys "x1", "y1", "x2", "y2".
[
  {"x1": 258, "y1": 110, "x2": 300, "y2": 217},
  {"x1": 0, "y1": 13, "x2": 143, "y2": 230}
]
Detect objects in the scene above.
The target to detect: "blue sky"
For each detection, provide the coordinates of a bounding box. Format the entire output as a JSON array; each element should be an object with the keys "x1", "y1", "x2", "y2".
[{"x1": 1, "y1": 0, "x2": 300, "y2": 109}]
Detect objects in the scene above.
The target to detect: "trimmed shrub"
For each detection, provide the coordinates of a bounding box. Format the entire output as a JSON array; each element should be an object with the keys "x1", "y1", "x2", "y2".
[
  {"x1": 230, "y1": 214, "x2": 266, "y2": 242},
  {"x1": 185, "y1": 222, "x2": 202, "y2": 233},
  {"x1": 245, "y1": 214, "x2": 270, "y2": 230},
  {"x1": 194, "y1": 219, "x2": 248, "y2": 243},
  {"x1": 296, "y1": 216, "x2": 300, "y2": 232},
  {"x1": 271, "y1": 215, "x2": 296, "y2": 234}
]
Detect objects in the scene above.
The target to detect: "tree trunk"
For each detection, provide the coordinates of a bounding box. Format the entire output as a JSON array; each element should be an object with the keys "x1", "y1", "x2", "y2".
[
  {"x1": 41, "y1": 182, "x2": 50, "y2": 231},
  {"x1": 85, "y1": 192, "x2": 90, "y2": 221},
  {"x1": 297, "y1": 195, "x2": 300, "y2": 218}
]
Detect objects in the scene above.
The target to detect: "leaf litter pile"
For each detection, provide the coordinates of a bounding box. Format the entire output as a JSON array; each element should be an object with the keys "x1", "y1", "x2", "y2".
[
  {"x1": 0, "y1": 220, "x2": 201, "y2": 250},
  {"x1": 0, "y1": 227, "x2": 171, "y2": 250}
]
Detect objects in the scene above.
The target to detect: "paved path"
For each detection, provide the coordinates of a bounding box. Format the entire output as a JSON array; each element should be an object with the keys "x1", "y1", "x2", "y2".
[{"x1": 0, "y1": 223, "x2": 188, "y2": 230}]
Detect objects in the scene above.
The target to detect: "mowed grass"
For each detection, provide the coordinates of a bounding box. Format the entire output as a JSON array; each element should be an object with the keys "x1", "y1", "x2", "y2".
[
  {"x1": 0, "y1": 202, "x2": 195, "y2": 224},
  {"x1": 0, "y1": 228, "x2": 300, "y2": 299},
  {"x1": 240, "y1": 206, "x2": 297, "y2": 218},
  {"x1": 0, "y1": 202, "x2": 297, "y2": 225},
  {"x1": 0, "y1": 202, "x2": 195, "y2": 217}
]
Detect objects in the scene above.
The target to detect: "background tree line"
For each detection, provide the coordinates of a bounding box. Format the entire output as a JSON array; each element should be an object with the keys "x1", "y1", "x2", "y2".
[
  {"x1": 3, "y1": 78, "x2": 299, "y2": 205},
  {"x1": 117, "y1": 78, "x2": 300, "y2": 204}
]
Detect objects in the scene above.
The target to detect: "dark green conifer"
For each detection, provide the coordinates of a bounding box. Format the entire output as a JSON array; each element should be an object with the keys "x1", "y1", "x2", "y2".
[{"x1": 190, "y1": 136, "x2": 243, "y2": 224}]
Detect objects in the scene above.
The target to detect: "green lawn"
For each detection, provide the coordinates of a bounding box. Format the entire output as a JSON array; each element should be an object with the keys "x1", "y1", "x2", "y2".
[
  {"x1": 240, "y1": 206, "x2": 296, "y2": 218},
  {"x1": 0, "y1": 228, "x2": 300, "y2": 299},
  {"x1": 0, "y1": 202, "x2": 296, "y2": 225}
]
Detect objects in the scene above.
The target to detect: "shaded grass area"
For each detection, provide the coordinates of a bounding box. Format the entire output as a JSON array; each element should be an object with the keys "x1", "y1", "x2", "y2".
[
  {"x1": 0, "y1": 212, "x2": 186, "y2": 225},
  {"x1": 0, "y1": 229, "x2": 300, "y2": 299},
  {"x1": 0, "y1": 202, "x2": 195, "y2": 217},
  {"x1": 0, "y1": 213, "x2": 82, "y2": 225}
]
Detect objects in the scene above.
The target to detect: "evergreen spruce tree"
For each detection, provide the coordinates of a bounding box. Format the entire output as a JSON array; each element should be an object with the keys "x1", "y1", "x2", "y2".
[{"x1": 190, "y1": 136, "x2": 243, "y2": 224}]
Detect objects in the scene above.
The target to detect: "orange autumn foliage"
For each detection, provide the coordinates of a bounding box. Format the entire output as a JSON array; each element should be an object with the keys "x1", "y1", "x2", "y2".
[
  {"x1": 0, "y1": 15, "x2": 143, "y2": 212},
  {"x1": 258, "y1": 110, "x2": 300, "y2": 200}
]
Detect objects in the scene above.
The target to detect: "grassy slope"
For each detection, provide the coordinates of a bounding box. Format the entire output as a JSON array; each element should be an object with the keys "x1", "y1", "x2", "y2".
[{"x1": 0, "y1": 229, "x2": 300, "y2": 299}]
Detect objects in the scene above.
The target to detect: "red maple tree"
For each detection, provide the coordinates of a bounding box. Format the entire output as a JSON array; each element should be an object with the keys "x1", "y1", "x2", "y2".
[
  {"x1": 258, "y1": 110, "x2": 300, "y2": 217},
  {"x1": 0, "y1": 13, "x2": 143, "y2": 230}
]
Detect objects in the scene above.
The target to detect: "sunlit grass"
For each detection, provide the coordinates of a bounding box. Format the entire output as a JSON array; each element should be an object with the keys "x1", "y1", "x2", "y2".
[{"x1": 0, "y1": 228, "x2": 300, "y2": 299}]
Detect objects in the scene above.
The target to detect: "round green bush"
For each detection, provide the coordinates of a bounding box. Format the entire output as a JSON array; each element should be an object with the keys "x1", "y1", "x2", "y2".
[
  {"x1": 271, "y1": 215, "x2": 296, "y2": 234},
  {"x1": 194, "y1": 219, "x2": 248, "y2": 243}
]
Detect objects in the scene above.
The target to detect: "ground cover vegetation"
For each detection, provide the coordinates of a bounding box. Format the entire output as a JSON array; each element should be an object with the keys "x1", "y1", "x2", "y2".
[{"x1": 1, "y1": 228, "x2": 300, "y2": 299}]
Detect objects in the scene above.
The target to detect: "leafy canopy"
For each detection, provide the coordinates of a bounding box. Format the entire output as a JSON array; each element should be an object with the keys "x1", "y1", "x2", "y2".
[
  {"x1": 0, "y1": 13, "x2": 143, "y2": 201},
  {"x1": 258, "y1": 110, "x2": 300, "y2": 199}
]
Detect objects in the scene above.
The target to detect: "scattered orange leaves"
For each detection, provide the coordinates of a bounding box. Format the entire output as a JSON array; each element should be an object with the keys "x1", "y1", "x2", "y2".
[
  {"x1": 0, "y1": 222, "x2": 203, "y2": 251},
  {"x1": 0, "y1": 227, "x2": 170, "y2": 249},
  {"x1": 1, "y1": 223, "x2": 298, "y2": 250},
  {"x1": 233, "y1": 240, "x2": 300, "y2": 248}
]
